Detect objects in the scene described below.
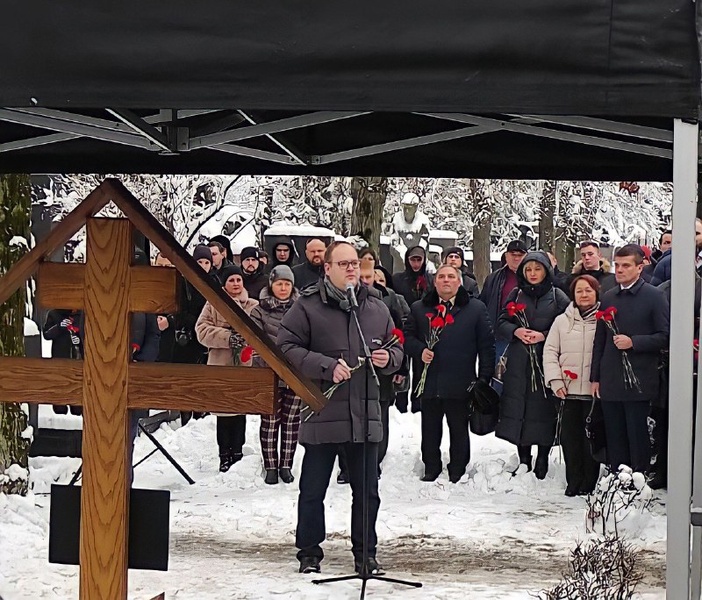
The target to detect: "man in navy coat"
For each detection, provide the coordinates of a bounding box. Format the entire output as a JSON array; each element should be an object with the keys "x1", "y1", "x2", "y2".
[{"x1": 591, "y1": 244, "x2": 669, "y2": 473}]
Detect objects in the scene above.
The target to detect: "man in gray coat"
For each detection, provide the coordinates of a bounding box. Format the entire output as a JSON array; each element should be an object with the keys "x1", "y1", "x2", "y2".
[{"x1": 277, "y1": 241, "x2": 403, "y2": 576}]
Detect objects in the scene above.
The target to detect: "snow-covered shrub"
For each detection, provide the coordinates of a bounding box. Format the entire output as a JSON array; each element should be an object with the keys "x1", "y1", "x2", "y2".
[{"x1": 537, "y1": 536, "x2": 644, "y2": 600}]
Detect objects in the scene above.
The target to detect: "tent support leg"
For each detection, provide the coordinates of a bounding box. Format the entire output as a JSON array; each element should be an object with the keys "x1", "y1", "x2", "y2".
[{"x1": 668, "y1": 118, "x2": 698, "y2": 600}]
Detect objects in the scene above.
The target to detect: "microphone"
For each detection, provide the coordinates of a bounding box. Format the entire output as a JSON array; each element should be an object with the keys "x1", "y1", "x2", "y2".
[{"x1": 345, "y1": 282, "x2": 359, "y2": 309}]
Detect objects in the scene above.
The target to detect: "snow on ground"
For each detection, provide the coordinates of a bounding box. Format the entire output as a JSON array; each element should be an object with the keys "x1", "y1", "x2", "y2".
[{"x1": 0, "y1": 410, "x2": 667, "y2": 599}]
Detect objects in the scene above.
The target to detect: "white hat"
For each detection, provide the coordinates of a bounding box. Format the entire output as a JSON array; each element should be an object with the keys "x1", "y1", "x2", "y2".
[{"x1": 401, "y1": 192, "x2": 420, "y2": 206}]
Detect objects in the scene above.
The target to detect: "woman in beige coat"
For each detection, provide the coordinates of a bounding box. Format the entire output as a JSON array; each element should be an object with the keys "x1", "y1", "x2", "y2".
[
  {"x1": 196, "y1": 264, "x2": 258, "y2": 472},
  {"x1": 543, "y1": 274, "x2": 601, "y2": 496}
]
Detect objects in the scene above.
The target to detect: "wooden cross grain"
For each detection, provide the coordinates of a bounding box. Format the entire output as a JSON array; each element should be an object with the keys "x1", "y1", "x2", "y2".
[{"x1": 0, "y1": 180, "x2": 326, "y2": 600}]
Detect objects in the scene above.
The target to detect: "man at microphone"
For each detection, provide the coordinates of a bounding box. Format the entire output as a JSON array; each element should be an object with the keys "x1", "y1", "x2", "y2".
[{"x1": 278, "y1": 241, "x2": 403, "y2": 576}]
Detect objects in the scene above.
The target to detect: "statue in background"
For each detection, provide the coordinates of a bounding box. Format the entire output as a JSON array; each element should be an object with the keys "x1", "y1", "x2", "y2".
[{"x1": 388, "y1": 192, "x2": 432, "y2": 272}]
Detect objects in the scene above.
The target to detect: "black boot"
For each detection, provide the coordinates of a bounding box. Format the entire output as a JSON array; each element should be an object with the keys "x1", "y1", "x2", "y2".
[
  {"x1": 517, "y1": 445, "x2": 533, "y2": 472},
  {"x1": 264, "y1": 469, "x2": 279, "y2": 485},
  {"x1": 299, "y1": 556, "x2": 321, "y2": 574},
  {"x1": 219, "y1": 452, "x2": 233, "y2": 473},
  {"x1": 279, "y1": 467, "x2": 294, "y2": 484},
  {"x1": 534, "y1": 448, "x2": 549, "y2": 480},
  {"x1": 354, "y1": 557, "x2": 385, "y2": 576}
]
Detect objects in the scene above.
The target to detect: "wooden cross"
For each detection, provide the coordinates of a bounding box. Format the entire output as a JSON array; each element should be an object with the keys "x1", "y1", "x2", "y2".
[{"x1": 0, "y1": 179, "x2": 326, "y2": 600}]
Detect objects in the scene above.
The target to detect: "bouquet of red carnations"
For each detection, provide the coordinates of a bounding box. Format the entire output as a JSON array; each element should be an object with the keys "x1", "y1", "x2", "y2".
[
  {"x1": 506, "y1": 301, "x2": 546, "y2": 395},
  {"x1": 414, "y1": 305, "x2": 454, "y2": 396},
  {"x1": 596, "y1": 306, "x2": 641, "y2": 392}
]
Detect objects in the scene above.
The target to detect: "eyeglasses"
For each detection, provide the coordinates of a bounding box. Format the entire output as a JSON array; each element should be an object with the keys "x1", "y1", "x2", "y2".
[{"x1": 329, "y1": 260, "x2": 361, "y2": 270}]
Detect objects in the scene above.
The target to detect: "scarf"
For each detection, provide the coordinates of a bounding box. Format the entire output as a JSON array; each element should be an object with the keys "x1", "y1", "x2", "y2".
[
  {"x1": 578, "y1": 302, "x2": 600, "y2": 322},
  {"x1": 323, "y1": 277, "x2": 354, "y2": 312}
]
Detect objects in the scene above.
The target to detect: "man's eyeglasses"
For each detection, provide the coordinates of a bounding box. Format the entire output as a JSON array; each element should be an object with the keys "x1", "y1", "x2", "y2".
[{"x1": 329, "y1": 260, "x2": 361, "y2": 270}]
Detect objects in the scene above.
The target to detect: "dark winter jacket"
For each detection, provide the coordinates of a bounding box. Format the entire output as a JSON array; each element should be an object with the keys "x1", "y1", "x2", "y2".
[
  {"x1": 404, "y1": 286, "x2": 495, "y2": 402},
  {"x1": 480, "y1": 264, "x2": 517, "y2": 330},
  {"x1": 292, "y1": 260, "x2": 325, "y2": 291},
  {"x1": 651, "y1": 249, "x2": 672, "y2": 286},
  {"x1": 552, "y1": 267, "x2": 571, "y2": 296},
  {"x1": 250, "y1": 287, "x2": 300, "y2": 343},
  {"x1": 211, "y1": 258, "x2": 234, "y2": 285},
  {"x1": 590, "y1": 278, "x2": 669, "y2": 404},
  {"x1": 369, "y1": 282, "x2": 411, "y2": 401},
  {"x1": 131, "y1": 313, "x2": 161, "y2": 362},
  {"x1": 43, "y1": 309, "x2": 84, "y2": 359},
  {"x1": 569, "y1": 259, "x2": 617, "y2": 296},
  {"x1": 171, "y1": 278, "x2": 211, "y2": 364},
  {"x1": 277, "y1": 281, "x2": 403, "y2": 445},
  {"x1": 242, "y1": 268, "x2": 268, "y2": 300},
  {"x1": 495, "y1": 252, "x2": 570, "y2": 446},
  {"x1": 392, "y1": 245, "x2": 435, "y2": 306}
]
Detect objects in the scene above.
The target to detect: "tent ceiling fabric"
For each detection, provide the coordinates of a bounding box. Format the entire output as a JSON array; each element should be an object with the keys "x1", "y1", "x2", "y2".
[{"x1": 0, "y1": 1, "x2": 699, "y2": 178}]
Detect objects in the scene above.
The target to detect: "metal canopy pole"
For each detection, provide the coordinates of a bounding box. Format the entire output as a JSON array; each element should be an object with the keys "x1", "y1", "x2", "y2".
[{"x1": 668, "y1": 118, "x2": 698, "y2": 600}]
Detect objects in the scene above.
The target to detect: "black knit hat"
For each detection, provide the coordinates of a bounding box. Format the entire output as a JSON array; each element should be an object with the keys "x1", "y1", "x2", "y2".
[
  {"x1": 193, "y1": 244, "x2": 212, "y2": 263},
  {"x1": 240, "y1": 246, "x2": 260, "y2": 262},
  {"x1": 219, "y1": 264, "x2": 243, "y2": 283},
  {"x1": 443, "y1": 246, "x2": 464, "y2": 262}
]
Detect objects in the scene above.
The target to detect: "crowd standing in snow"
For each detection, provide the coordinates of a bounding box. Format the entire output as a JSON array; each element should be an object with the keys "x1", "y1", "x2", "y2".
[{"x1": 42, "y1": 211, "x2": 689, "y2": 576}]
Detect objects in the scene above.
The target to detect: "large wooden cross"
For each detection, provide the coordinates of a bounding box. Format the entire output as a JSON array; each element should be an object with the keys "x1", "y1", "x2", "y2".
[{"x1": 0, "y1": 179, "x2": 326, "y2": 600}]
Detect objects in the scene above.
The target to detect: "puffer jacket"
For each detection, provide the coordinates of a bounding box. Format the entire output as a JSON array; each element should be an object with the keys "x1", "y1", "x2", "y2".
[
  {"x1": 542, "y1": 302, "x2": 597, "y2": 397},
  {"x1": 250, "y1": 287, "x2": 300, "y2": 377},
  {"x1": 195, "y1": 288, "x2": 258, "y2": 416},
  {"x1": 277, "y1": 281, "x2": 403, "y2": 444}
]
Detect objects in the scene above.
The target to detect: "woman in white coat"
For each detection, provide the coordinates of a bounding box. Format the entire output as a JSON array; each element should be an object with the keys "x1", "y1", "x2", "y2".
[{"x1": 543, "y1": 274, "x2": 601, "y2": 496}]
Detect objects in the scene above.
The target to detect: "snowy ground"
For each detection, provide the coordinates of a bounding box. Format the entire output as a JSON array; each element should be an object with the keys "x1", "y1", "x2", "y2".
[{"x1": 0, "y1": 410, "x2": 667, "y2": 599}]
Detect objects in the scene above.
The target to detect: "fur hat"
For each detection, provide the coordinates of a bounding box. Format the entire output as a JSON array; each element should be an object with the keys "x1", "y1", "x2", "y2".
[
  {"x1": 269, "y1": 264, "x2": 295, "y2": 285},
  {"x1": 193, "y1": 244, "x2": 212, "y2": 263}
]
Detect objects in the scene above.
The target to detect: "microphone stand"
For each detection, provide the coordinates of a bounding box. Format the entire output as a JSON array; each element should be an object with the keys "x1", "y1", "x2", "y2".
[{"x1": 313, "y1": 289, "x2": 422, "y2": 598}]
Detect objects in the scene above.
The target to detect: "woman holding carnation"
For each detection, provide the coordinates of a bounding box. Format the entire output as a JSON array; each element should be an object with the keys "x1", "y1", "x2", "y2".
[
  {"x1": 196, "y1": 265, "x2": 258, "y2": 473},
  {"x1": 543, "y1": 275, "x2": 602, "y2": 496},
  {"x1": 496, "y1": 251, "x2": 570, "y2": 479},
  {"x1": 250, "y1": 265, "x2": 302, "y2": 485}
]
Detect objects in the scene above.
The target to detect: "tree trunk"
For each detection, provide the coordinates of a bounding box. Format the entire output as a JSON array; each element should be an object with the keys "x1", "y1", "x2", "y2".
[
  {"x1": 350, "y1": 177, "x2": 387, "y2": 252},
  {"x1": 470, "y1": 179, "x2": 491, "y2": 286},
  {"x1": 539, "y1": 181, "x2": 556, "y2": 253},
  {"x1": 0, "y1": 174, "x2": 31, "y2": 495}
]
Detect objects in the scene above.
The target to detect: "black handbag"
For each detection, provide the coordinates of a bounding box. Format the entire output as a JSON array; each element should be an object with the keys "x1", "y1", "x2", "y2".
[
  {"x1": 468, "y1": 379, "x2": 500, "y2": 436},
  {"x1": 585, "y1": 398, "x2": 607, "y2": 463}
]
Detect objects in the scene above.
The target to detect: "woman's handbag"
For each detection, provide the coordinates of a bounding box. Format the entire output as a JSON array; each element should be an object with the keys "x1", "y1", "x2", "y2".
[
  {"x1": 585, "y1": 397, "x2": 607, "y2": 463},
  {"x1": 468, "y1": 379, "x2": 500, "y2": 435}
]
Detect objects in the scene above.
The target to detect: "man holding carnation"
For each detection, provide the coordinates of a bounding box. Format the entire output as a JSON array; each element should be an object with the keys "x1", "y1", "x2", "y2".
[
  {"x1": 590, "y1": 244, "x2": 669, "y2": 474},
  {"x1": 404, "y1": 264, "x2": 495, "y2": 483}
]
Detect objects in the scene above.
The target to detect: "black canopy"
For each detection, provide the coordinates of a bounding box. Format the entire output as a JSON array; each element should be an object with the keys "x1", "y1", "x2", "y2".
[{"x1": 0, "y1": 1, "x2": 699, "y2": 179}]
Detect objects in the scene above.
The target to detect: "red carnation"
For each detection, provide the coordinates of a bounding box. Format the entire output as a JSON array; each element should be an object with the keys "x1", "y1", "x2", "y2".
[
  {"x1": 516, "y1": 303, "x2": 527, "y2": 312},
  {"x1": 506, "y1": 302, "x2": 518, "y2": 317},
  {"x1": 240, "y1": 346, "x2": 255, "y2": 363},
  {"x1": 430, "y1": 316, "x2": 445, "y2": 329},
  {"x1": 596, "y1": 310, "x2": 606, "y2": 320},
  {"x1": 436, "y1": 304, "x2": 447, "y2": 316},
  {"x1": 563, "y1": 370, "x2": 578, "y2": 380},
  {"x1": 605, "y1": 306, "x2": 617, "y2": 316},
  {"x1": 444, "y1": 313, "x2": 455, "y2": 325},
  {"x1": 603, "y1": 314, "x2": 614, "y2": 322},
  {"x1": 131, "y1": 342, "x2": 141, "y2": 354},
  {"x1": 425, "y1": 312, "x2": 434, "y2": 320},
  {"x1": 391, "y1": 328, "x2": 405, "y2": 345}
]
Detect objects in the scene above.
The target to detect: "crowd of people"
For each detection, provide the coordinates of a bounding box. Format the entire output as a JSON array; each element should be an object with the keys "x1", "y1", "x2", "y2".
[{"x1": 43, "y1": 226, "x2": 686, "y2": 576}]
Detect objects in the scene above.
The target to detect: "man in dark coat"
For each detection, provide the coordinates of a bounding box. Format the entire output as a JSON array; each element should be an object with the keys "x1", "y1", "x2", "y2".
[
  {"x1": 569, "y1": 240, "x2": 617, "y2": 294},
  {"x1": 442, "y1": 246, "x2": 480, "y2": 298},
  {"x1": 591, "y1": 244, "x2": 669, "y2": 473},
  {"x1": 277, "y1": 241, "x2": 403, "y2": 576},
  {"x1": 404, "y1": 265, "x2": 495, "y2": 482},
  {"x1": 480, "y1": 239, "x2": 528, "y2": 361},
  {"x1": 43, "y1": 309, "x2": 84, "y2": 415},
  {"x1": 652, "y1": 219, "x2": 702, "y2": 285},
  {"x1": 208, "y1": 240, "x2": 233, "y2": 284},
  {"x1": 392, "y1": 245, "x2": 434, "y2": 306},
  {"x1": 651, "y1": 230, "x2": 672, "y2": 263},
  {"x1": 269, "y1": 237, "x2": 298, "y2": 271},
  {"x1": 292, "y1": 237, "x2": 327, "y2": 290},
  {"x1": 240, "y1": 246, "x2": 268, "y2": 299}
]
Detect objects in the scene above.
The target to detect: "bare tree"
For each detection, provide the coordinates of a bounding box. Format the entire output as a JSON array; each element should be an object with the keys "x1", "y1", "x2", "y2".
[{"x1": 350, "y1": 177, "x2": 388, "y2": 251}]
